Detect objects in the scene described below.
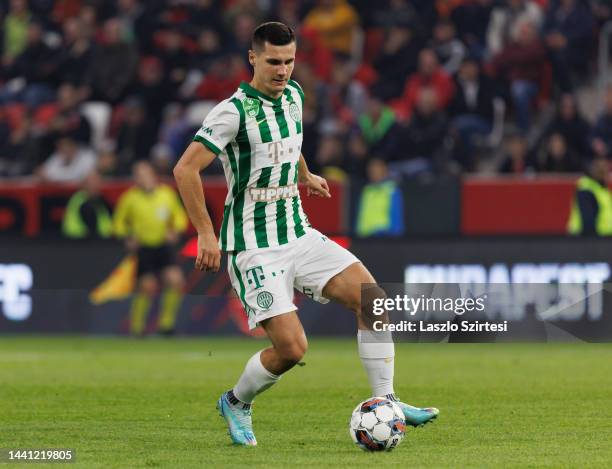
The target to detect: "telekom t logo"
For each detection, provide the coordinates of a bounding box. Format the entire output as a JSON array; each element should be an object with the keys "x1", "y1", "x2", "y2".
[
  {"x1": 268, "y1": 141, "x2": 294, "y2": 164},
  {"x1": 245, "y1": 266, "x2": 265, "y2": 289}
]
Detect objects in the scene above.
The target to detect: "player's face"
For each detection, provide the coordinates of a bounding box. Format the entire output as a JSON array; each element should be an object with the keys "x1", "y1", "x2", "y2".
[{"x1": 250, "y1": 41, "x2": 296, "y2": 97}]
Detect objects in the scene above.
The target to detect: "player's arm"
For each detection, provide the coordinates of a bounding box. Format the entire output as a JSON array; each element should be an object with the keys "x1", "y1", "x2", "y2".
[
  {"x1": 298, "y1": 153, "x2": 331, "y2": 198},
  {"x1": 173, "y1": 143, "x2": 220, "y2": 272}
]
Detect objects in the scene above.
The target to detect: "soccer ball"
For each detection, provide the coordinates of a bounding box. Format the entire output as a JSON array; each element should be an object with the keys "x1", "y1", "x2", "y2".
[{"x1": 349, "y1": 397, "x2": 406, "y2": 451}]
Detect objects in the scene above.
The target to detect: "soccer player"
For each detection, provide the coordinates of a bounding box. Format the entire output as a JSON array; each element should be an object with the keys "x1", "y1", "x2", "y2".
[
  {"x1": 173, "y1": 22, "x2": 439, "y2": 446},
  {"x1": 114, "y1": 161, "x2": 188, "y2": 336}
]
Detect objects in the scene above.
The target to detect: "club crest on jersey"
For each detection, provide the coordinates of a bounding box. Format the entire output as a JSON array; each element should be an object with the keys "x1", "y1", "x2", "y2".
[
  {"x1": 243, "y1": 98, "x2": 260, "y2": 118},
  {"x1": 289, "y1": 102, "x2": 301, "y2": 122},
  {"x1": 256, "y1": 291, "x2": 274, "y2": 310}
]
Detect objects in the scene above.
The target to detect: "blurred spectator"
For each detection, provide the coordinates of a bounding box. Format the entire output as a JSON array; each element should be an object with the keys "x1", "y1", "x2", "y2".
[
  {"x1": 58, "y1": 17, "x2": 95, "y2": 88},
  {"x1": 275, "y1": 0, "x2": 302, "y2": 31},
  {"x1": 291, "y1": 63, "x2": 327, "y2": 159},
  {"x1": 356, "y1": 158, "x2": 404, "y2": 237},
  {"x1": 39, "y1": 135, "x2": 97, "y2": 182},
  {"x1": 321, "y1": 53, "x2": 367, "y2": 129},
  {"x1": 158, "y1": 103, "x2": 192, "y2": 161},
  {"x1": 62, "y1": 171, "x2": 113, "y2": 239},
  {"x1": 498, "y1": 133, "x2": 535, "y2": 174},
  {"x1": 357, "y1": 86, "x2": 399, "y2": 151},
  {"x1": 487, "y1": 0, "x2": 543, "y2": 56},
  {"x1": 567, "y1": 157, "x2": 612, "y2": 235},
  {"x1": 129, "y1": 56, "x2": 171, "y2": 135},
  {"x1": 450, "y1": 0, "x2": 493, "y2": 60},
  {"x1": 405, "y1": 87, "x2": 448, "y2": 158},
  {"x1": 195, "y1": 55, "x2": 249, "y2": 101},
  {"x1": 0, "y1": 107, "x2": 14, "y2": 175},
  {"x1": 490, "y1": 20, "x2": 547, "y2": 134},
  {"x1": 97, "y1": 140, "x2": 119, "y2": 176},
  {"x1": 1, "y1": 111, "x2": 41, "y2": 176},
  {"x1": 430, "y1": 19, "x2": 466, "y2": 75},
  {"x1": 188, "y1": 0, "x2": 224, "y2": 31},
  {"x1": 77, "y1": 3, "x2": 98, "y2": 32},
  {"x1": 393, "y1": 87, "x2": 448, "y2": 176},
  {"x1": 88, "y1": 18, "x2": 138, "y2": 103},
  {"x1": 303, "y1": 0, "x2": 359, "y2": 55},
  {"x1": 115, "y1": 97, "x2": 157, "y2": 175},
  {"x1": 227, "y1": 13, "x2": 257, "y2": 61},
  {"x1": 45, "y1": 82, "x2": 91, "y2": 145},
  {"x1": 116, "y1": 0, "x2": 158, "y2": 52},
  {"x1": 590, "y1": 85, "x2": 612, "y2": 159},
  {"x1": 315, "y1": 133, "x2": 347, "y2": 181},
  {"x1": 543, "y1": 0, "x2": 595, "y2": 91},
  {"x1": 372, "y1": 23, "x2": 420, "y2": 100},
  {"x1": 191, "y1": 28, "x2": 223, "y2": 73},
  {"x1": 449, "y1": 57, "x2": 498, "y2": 170},
  {"x1": 397, "y1": 48, "x2": 454, "y2": 120},
  {"x1": 150, "y1": 143, "x2": 175, "y2": 176},
  {"x1": 51, "y1": 0, "x2": 83, "y2": 24},
  {"x1": 156, "y1": 26, "x2": 190, "y2": 99},
  {"x1": 224, "y1": 0, "x2": 266, "y2": 33},
  {"x1": 2, "y1": 21, "x2": 59, "y2": 107},
  {"x1": 592, "y1": 0, "x2": 612, "y2": 26},
  {"x1": 296, "y1": 26, "x2": 333, "y2": 83},
  {"x1": 542, "y1": 93, "x2": 591, "y2": 157},
  {"x1": 2, "y1": 0, "x2": 32, "y2": 64},
  {"x1": 539, "y1": 133, "x2": 582, "y2": 173},
  {"x1": 345, "y1": 132, "x2": 369, "y2": 179},
  {"x1": 398, "y1": 0, "x2": 438, "y2": 42},
  {"x1": 373, "y1": 0, "x2": 420, "y2": 30}
]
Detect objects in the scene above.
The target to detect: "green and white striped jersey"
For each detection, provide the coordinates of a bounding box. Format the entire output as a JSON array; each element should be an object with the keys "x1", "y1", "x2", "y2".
[{"x1": 193, "y1": 80, "x2": 310, "y2": 252}]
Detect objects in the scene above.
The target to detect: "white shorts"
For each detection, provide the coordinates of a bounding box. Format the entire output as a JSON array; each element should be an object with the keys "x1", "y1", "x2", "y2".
[{"x1": 227, "y1": 229, "x2": 359, "y2": 329}]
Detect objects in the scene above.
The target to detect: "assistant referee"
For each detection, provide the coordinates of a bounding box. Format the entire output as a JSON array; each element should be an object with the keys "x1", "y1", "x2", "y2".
[{"x1": 114, "y1": 161, "x2": 188, "y2": 335}]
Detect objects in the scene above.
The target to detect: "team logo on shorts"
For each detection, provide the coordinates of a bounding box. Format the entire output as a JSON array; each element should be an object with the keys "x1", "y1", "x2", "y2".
[
  {"x1": 257, "y1": 291, "x2": 274, "y2": 310},
  {"x1": 289, "y1": 102, "x2": 301, "y2": 122},
  {"x1": 243, "y1": 98, "x2": 260, "y2": 118}
]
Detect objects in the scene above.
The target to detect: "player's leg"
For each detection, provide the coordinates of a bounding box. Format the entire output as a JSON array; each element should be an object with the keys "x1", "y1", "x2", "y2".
[
  {"x1": 322, "y1": 262, "x2": 439, "y2": 427},
  {"x1": 158, "y1": 264, "x2": 184, "y2": 335},
  {"x1": 130, "y1": 273, "x2": 156, "y2": 336},
  {"x1": 218, "y1": 312, "x2": 306, "y2": 446},
  {"x1": 218, "y1": 248, "x2": 301, "y2": 445},
  {"x1": 322, "y1": 262, "x2": 396, "y2": 396}
]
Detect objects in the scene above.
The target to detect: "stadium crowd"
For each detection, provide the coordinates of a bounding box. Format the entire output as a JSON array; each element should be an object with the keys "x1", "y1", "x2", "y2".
[{"x1": 0, "y1": 0, "x2": 611, "y2": 182}]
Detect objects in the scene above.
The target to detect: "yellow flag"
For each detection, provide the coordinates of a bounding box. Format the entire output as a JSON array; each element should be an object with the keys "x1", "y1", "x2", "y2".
[{"x1": 89, "y1": 255, "x2": 137, "y2": 305}]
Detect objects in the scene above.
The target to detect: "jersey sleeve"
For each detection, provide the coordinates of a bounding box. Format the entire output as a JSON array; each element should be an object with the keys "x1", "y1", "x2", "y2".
[{"x1": 193, "y1": 101, "x2": 240, "y2": 155}]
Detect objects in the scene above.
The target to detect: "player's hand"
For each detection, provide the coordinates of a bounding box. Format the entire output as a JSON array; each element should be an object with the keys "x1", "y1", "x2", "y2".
[
  {"x1": 302, "y1": 173, "x2": 331, "y2": 198},
  {"x1": 195, "y1": 231, "x2": 221, "y2": 272}
]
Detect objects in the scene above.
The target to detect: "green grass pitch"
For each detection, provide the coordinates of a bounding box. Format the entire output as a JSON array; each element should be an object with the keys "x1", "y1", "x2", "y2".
[{"x1": 1, "y1": 337, "x2": 612, "y2": 468}]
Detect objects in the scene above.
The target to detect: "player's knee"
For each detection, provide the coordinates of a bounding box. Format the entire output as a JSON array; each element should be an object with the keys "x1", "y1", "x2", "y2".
[
  {"x1": 359, "y1": 285, "x2": 387, "y2": 329},
  {"x1": 278, "y1": 338, "x2": 307, "y2": 365}
]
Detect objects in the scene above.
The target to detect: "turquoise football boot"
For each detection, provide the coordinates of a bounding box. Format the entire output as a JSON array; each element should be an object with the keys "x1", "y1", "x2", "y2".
[
  {"x1": 397, "y1": 402, "x2": 439, "y2": 427},
  {"x1": 216, "y1": 391, "x2": 257, "y2": 446}
]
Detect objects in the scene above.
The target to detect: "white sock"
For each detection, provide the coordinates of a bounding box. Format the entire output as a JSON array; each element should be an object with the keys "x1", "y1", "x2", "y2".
[
  {"x1": 358, "y1": 329, "x2": 395, "y2": 397},
  {"x1": 232, "y1": 350, "x2": 281, "y2": 404}
]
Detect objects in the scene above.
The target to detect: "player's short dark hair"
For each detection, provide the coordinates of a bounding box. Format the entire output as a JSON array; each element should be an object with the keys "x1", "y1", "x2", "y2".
[{"x1": 251, "y1": 22, "x2": 295, "y2": 52}]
